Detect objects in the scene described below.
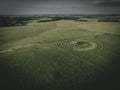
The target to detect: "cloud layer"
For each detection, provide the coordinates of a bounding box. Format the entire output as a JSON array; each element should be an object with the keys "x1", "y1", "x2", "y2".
[
  {"x1": 93, "y1": 0, "x2": 120, "y2": 6},
  {"x1": 0, "y1": 0, "x2": 120, "y2": 15}
]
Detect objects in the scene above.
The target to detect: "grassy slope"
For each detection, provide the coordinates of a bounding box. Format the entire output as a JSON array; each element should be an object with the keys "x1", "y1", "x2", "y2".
[
  {"x1": 77, "y1": 22, "x2": 120, "y2": 34},
  {"x1": 0, "y1": 20, "x2": 120, "y2": 90}
]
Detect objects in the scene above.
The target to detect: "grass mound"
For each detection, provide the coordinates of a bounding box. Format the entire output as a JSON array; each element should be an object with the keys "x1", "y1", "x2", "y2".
[{"x1": 71, "y1": 40, "x2": 97, "y2": 51}]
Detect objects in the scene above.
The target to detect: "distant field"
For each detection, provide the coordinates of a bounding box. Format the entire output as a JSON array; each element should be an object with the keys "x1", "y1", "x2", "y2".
[{"x1": 0, "y1": 19, "x2": 120, "y2": 90}]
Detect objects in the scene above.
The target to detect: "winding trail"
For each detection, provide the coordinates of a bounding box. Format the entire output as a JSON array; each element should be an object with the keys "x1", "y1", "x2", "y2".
[
  {"x1": 0, "y1": 40, "x2": 97, "y2": 54},
  {"x1": 0, "y1": 43, "x2": 50, "y2": 54},
  {"x1": 0, "y1": 49, "x2": 14, "y2": 54}
]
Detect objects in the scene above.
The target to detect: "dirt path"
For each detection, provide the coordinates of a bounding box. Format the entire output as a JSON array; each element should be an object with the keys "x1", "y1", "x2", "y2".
[
  {"x1": 0, "y1": 49, "x2": 14, "y2": 54},
  {"x1": 0, "y1": 44, "x2": 50, "y2": 54},
  {"x1": 0, "y1": 41, "x2": 97, "y2": 54}
]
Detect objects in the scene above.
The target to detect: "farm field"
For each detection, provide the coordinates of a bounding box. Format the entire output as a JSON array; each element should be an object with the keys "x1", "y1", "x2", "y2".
[{"x1": 0, "y1": 18, "x2": 120, "y2": 90}]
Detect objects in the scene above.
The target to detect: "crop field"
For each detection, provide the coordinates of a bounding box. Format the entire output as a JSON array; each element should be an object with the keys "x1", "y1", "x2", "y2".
[{"x1": 0, "y1": 17, "x2": 120, "y2": 90}]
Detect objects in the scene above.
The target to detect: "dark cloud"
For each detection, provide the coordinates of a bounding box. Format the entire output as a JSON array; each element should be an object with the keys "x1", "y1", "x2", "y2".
[
  {"x1": 0, "y1": 0, "x2": 120, "y2": 15},
  {"x1": 93, "y1": 0, "x2": 120, "y2": 6}
]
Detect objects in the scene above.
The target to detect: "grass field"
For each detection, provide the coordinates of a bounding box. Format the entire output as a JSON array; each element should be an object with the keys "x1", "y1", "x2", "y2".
[{"x1": 0, "y1": 19, "x2": 120, "y2": 90}]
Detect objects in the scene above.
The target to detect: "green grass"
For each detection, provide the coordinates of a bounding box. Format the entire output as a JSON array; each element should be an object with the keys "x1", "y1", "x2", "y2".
[
  {"x1": 0, "y1": 20, "x2": 120, "y2": 90},
  {"x1": 77, "y1": 22, "x2": 120, "y2": 34}
]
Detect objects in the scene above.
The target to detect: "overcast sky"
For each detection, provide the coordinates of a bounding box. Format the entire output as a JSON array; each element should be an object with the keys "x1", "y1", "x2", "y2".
[{"x1": 0, "y1": 0, "x2": 120, "y2": 15}]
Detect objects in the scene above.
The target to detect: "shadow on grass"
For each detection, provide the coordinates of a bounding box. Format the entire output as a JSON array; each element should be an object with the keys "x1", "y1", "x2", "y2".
[{"x1": 0, "y1": 55, "x2": 120, "y2": 90}]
